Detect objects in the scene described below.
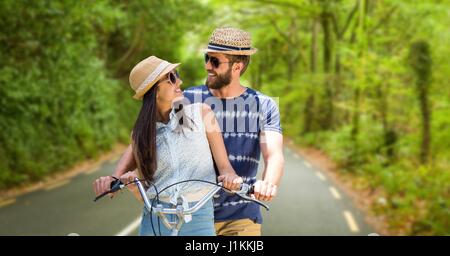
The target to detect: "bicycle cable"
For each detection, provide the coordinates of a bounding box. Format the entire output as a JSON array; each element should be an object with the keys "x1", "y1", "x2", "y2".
[{"x1": 110, "y1": 178, "x2": 265, "y2": 236}]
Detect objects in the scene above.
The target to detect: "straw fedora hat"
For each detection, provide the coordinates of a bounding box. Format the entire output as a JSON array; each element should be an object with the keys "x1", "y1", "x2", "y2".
[
  {"x1": 203, "y1": 27, "x2": 257, "y2": 56},
  {"x1": 129, "y1": 56, "x2": 180, "y2": 100}
]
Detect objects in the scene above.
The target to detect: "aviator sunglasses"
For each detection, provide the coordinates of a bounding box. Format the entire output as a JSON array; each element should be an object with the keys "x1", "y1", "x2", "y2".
[{"x1": 204, "y1": 54, "x2": 231, "y2": 69}]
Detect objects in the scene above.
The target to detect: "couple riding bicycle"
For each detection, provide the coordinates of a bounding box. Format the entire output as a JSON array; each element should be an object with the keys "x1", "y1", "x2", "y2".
[{"x1": 93, "y1": 27, "x2": 284, "y2": 236}]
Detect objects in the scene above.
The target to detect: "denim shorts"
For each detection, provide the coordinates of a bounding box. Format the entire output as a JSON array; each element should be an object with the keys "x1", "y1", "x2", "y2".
[{"x1": 139, "y1": 199, "x2": 216, "y2": 236}]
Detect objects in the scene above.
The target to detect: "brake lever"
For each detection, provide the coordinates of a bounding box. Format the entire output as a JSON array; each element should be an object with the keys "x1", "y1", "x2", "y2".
[
  {"x1": 234, "y1": 183, "x2": 270, "y2": 211},
  {"x1": 93, "y1": 179, "x2": 125, "y2": 202}
]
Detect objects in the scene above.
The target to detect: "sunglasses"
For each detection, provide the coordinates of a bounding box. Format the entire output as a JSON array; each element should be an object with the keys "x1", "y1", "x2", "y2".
[
  {"x1": 204, "y1": 54, "x2": 231, "y2": 69},
  {"x1": 160, "y1": 70, "x2": 179, "y2": 86}
]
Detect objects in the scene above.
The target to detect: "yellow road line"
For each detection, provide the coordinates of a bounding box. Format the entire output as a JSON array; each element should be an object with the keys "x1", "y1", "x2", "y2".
[
  {"x1": 316, "y1": 171, "x2": 326, "y2": 181},
  {"x1": 0, "y1": 198, "x2": 16, "y2": 208},
  {"x1": 109, "y1": 155, "x2": 120, "y2": 164},
  {"x1": 304, "y1": 161, "x2": 312, "y2": 168},
  {"x1": 45, "y1": 180, "x2": 70, "y2": 191},
  {"x1": 84, "y1": 166, "x2": 100, "y2": 175},
  {"x1": 343, "y1": 211, "x2": 360, "y2": 233},
  {"x1": 329, "y1": 186, "x2": 341, "y2": 200}
]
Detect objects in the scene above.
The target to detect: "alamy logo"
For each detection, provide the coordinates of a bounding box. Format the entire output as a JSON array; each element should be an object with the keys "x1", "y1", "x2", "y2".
[{"x1": 173, "y1": 94, "x2": 280, "y2": 134}]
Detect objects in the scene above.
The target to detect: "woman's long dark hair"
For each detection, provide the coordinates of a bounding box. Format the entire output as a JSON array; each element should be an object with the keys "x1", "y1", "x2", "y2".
[
  {"x1": 131, "y1": 83, "x2": 195, "y2": 183},
  {"x1": 132, "y1": 85, "x2": 158, "y2": 183}
]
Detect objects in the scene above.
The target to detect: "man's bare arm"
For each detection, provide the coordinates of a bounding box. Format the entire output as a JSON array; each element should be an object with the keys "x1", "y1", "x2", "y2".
[{"x1": 255, "y1": 131, "x2": 284, "y2": 201}]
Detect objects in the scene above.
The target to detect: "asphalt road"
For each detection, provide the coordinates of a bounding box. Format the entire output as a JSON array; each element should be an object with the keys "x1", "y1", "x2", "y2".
[{"x1": 0, "y1": 147, "x2": 375, "y2": 236}]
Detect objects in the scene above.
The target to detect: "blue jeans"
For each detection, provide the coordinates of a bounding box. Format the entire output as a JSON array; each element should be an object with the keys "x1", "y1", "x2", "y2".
[{"x1": 139, "y1": 199, "x2": 216, "y2": 236}]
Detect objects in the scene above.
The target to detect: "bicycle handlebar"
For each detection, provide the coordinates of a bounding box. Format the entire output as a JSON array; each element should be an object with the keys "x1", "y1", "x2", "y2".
[
  {"x1": 93, "y1": 178, "x2": 124, "y2": 202},
  {"x1": 94, "y1": 178, "x2": 269, "y2": 236},
  {"x1": 94, "y1": 178, "x2": 269, "y2": 211}
]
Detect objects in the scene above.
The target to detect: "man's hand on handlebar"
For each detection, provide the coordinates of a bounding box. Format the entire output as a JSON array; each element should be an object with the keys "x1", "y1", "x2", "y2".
[
  {"x1": 253, "y1": 180, "x2": 277, "y2": 202},
  {"x1": 217, "y1": 173, "x2": 243, "y2": 191}
]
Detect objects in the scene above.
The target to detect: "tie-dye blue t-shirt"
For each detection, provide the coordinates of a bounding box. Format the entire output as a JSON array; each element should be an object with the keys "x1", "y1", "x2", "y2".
[{"x1": 183, "y1": 85, "x2": 282, "y2": 224}]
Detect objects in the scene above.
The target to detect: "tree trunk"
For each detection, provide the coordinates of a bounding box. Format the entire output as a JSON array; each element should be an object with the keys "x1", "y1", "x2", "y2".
[
  {"x1": 321, "y1": 11, "x2": 334, "y2": 130},
  {"x1": 408, "y1": 40, "x2": 432, "y2": 164},
  {"x1": 322, "y1": 13, "x2": 332, "y2": 74},
  {"x1": 419, "y1": 87, "x2": 431, "y2": 164},
  {"x1": 311, "y1": 18, "x2": 319, "y2": 74},
  {"x1": 303, "y1": 18, "x2": 320, "y2": 134},
  {"x1": 376, "y1": 85, "x2": 397, "y2": 162},
  {"x1": 350, "y1": 87, "x2": 361, "y2": 166},
  {"x1": 349, "y1": 0, "x2": 368, "y2": 166}
]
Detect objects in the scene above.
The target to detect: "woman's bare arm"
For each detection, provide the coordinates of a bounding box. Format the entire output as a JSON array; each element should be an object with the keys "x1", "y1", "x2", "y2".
[
  {"x1": 112, "y1": 144, "x2": 137, "y2": 177},
  {"x1": 201, "y1": 104, "x2": 242, "y2": 190}
]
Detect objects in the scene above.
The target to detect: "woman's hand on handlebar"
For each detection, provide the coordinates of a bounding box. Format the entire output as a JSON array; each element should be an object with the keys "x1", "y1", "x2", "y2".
[
  {"x1": 119, "y1": 171, "x2": 138, "y2": 184},
  {"x1": 218, "y1": 173, "x2": 243, "y2": 191},
  {"x1": 119, "y1": 171, "x2": 143, "y2": 202},
  {"x1": 93, "y1": 176, "x2": 117, "y2": 199}
]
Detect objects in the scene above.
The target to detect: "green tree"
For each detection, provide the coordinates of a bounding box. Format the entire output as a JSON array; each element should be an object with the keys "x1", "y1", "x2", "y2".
[{"x1": 408, "y1": 40, "x2": 432, "y2": 164}]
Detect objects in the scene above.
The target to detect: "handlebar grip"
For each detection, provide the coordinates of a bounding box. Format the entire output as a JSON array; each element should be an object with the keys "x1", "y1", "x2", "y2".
[
  {"x1": 93, "y1": 180, "x2": 124, "y2": 202},
  {"x1": 110, "y1": 179, "x2": 123, "y2": 191},
  {"x1": 247, "y1": 185, "x2": 254, "y2": 195},
  {"x1": 236, "y1": 183, "x2": 269, "y2": 211},
  {"x1": 238, "y1": 183, "x2": 255, "y2": 195}
]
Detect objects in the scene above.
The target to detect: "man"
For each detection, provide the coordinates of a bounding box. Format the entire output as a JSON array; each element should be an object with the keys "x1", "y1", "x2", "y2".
[{"x1": 183, "y1": 27, "x2": 284, "y2": 235}]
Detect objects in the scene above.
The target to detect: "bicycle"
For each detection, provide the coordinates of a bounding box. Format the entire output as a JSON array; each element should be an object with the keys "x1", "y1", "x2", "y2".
[{"x1": 94, "y1": 177, "x2": 269, "y2": 236}]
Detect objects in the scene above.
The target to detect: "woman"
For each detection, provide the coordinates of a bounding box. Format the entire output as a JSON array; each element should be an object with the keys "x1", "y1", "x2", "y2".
[{"x1": 93, "y1": 56, "x2": 242, "y2": 236}]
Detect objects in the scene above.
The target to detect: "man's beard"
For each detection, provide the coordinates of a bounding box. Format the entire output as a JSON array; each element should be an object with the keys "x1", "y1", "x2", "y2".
[{"x1": 205, "y1": 67, "x2": 232, "y2": 89}]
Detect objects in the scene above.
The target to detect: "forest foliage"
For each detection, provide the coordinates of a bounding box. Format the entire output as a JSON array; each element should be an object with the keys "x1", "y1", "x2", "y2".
[{"x1": 0, "y1": 0, "x2": 448, "y2": 235}]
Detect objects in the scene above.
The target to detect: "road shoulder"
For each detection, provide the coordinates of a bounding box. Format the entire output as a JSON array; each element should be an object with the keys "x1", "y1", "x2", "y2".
[{"x1": 0, "y1": 144, "x2": 127, "y2": 204}]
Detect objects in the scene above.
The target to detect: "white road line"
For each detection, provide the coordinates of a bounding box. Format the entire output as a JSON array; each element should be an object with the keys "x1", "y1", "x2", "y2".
[
  {"x1": 329, "y1": 186, "x2": 341, "y2": 200},
  {"x1": 304, "y1": 161, "x2": 312, "y2": 168},
  {"x1": 0, "y1": 198, "x2": 16, "y2": 208},
  {"x1": 343, "y1": 211, "x2": 360, "y2": 233},
  {"x1": 115, "y1": 216, "x2": 142, "y2": 236},
  {"x1": 315, "y1": 171, "x2": 326, "y2": 181}
]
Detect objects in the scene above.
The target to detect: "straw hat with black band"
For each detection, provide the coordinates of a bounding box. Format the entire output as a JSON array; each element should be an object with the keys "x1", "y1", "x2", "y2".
[{"x1": 203, "y1": 27, "x2": 257, "y2": 56}]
